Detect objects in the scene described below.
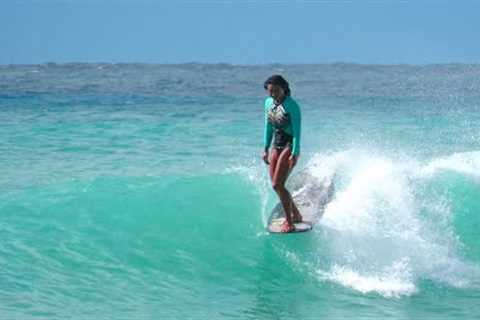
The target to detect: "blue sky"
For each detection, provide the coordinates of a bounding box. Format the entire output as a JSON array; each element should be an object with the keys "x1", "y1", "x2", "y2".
[{"x1": 1, "y1": 0, "x2": 480, "y2": 65}]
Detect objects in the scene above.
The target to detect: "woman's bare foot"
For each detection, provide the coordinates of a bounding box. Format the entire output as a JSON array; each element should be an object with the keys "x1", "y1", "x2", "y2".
[{"x1": 280, "y1": 220, "x2": 295, "y2": 233}]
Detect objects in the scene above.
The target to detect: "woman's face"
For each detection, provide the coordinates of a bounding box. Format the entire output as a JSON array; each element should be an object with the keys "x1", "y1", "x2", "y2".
[{"x1": 266, "y1": 84, "x2": 285, "y2": 101}]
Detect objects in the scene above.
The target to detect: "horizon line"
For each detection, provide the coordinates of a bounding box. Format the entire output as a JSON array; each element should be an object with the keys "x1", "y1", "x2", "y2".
[{"x1": 2, "y1": 61, "x2": 480, "y2": 67}]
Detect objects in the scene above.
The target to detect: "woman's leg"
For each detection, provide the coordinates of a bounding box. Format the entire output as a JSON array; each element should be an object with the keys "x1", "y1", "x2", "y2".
[
  {"x1": 271, "y1": 147, "x2": 297, "y2": 232},
  {"x1": 281, "y1": 151, "x2": 301, "y2": 222},
  {"x1": 269, "y1": 148, "x2": 280, "y2": 181}
]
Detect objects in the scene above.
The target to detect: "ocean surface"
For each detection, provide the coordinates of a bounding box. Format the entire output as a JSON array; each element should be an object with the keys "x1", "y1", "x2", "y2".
[{"x1": 1, "y1": 63, "x2": 480, "y2": 319}]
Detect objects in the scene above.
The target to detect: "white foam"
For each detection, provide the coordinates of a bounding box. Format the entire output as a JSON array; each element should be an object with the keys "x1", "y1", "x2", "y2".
[
  {"x1": 321, "y1": 152, "x2": 416, "y2": 234},
  {"x1": 305, "y1": 150, "x2": 348, "y2": 181},
  {"x1": 318, "y1": 261, "x2": 417, "y2": 298},
  {"x1": 421, "y1": 151, "x2": 480, "y2": 177},
  {"x1": 302, "y1": 149, "x2": 480, "y2": 297}
]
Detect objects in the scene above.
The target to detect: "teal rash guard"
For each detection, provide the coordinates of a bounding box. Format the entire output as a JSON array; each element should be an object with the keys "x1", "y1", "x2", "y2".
[{"x1": 263, "y1": 96, "x2": 302, "y2": 156}]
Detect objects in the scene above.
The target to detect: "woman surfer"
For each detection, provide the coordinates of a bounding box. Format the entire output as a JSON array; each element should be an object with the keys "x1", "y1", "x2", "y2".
[{"x1": 262, "y1": 75, "x2": 302, "y2": 233}]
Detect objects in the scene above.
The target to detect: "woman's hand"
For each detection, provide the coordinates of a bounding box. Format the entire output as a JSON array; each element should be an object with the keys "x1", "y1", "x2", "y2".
[
  {"x1": 262, "y1": 150, "x2": 270, "y2": 165},
  {"x1": 288, "y1": 154, "x2": 298, "y2": 169}
]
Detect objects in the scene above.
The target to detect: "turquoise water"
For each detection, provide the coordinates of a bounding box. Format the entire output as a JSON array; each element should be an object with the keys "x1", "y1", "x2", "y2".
[{"x1": 1, "y1": 64, "x2": 480, "y2": 319}]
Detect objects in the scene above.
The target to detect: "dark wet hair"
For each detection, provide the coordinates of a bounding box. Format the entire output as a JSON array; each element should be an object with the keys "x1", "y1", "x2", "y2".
[{"x1": 263, "y1": 75, "x2": 291, "y2": 96}]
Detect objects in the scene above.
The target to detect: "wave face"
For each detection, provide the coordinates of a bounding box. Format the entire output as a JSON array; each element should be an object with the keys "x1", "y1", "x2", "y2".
[{"x1": 1, "y1": 64, "x2": 480, "y2": 319}]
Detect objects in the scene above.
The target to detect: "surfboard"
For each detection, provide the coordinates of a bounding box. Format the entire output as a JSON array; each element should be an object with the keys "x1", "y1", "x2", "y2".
[{"x1": 267, "y1": 168, "x2": 335, "y2": 234}]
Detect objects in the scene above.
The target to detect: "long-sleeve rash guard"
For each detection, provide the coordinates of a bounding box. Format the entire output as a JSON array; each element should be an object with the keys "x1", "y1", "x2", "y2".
[{"x1": 263, "y1": 96, "x2": 302, "y2": 156}]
